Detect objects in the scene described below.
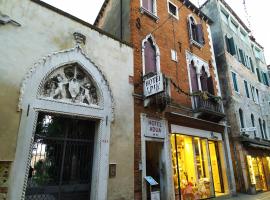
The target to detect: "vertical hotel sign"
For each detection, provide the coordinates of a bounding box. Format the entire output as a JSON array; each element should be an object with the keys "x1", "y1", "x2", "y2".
[
  {"x1": 145, "y1": 118, "x2": 165, "y2": 139},
  {"x1": 143, "y1": 73, "x2": 164, "y2": 97}
]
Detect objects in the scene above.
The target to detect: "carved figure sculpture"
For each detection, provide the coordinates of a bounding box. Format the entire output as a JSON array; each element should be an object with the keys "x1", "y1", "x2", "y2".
[{"x1": 42, "y1": 64, "x2": 98, "y2": 106}]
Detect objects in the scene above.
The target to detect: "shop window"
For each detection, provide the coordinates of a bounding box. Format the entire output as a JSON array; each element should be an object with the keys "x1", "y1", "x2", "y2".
[
  {"x1": 170, "y1": 134, "x2": 228, "y2": 199},
  {"x1": 246, "y1": 156, "x2": 268, "y2": 191},
  {"x1": 188, "y1": 16, "x2": 204, "y2": 46},
  {"x1": 167, "y1": 1, "x2": 178, "y2": 19},
  {"x1": 142, "y1": 35, "x2": 160, "y2": 75},
  {"x1": 225, "y1": 35, "x2": 236, "y2": 56},
  {"x1": 231, "y1": 71, "x2": 239, "y2": 93}
]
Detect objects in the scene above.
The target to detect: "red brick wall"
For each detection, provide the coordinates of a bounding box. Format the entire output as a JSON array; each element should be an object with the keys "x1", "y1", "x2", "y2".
[{"x1": 130, "y1": 0, "x2": 219, "y2": 198}]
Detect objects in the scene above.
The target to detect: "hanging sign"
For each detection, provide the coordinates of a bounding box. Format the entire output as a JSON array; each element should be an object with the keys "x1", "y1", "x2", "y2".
[
  {"x1": 143, "y1": 73, "x2": 164, "y2": 97},
  {"x1": 145, "y1": 118, "x2": 166, "y2": 139}
]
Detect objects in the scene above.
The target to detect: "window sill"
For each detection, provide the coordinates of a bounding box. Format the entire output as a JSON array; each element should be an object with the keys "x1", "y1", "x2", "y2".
[
  {"x1": 168, "y1": 13, "x2": 179, "y2": 20},
  {"x1": 140, "y1": 7, "x2": 159, "y2": 22},
  {"x1": 190, "y1": 39, "x2": 204, "y2": 49}
]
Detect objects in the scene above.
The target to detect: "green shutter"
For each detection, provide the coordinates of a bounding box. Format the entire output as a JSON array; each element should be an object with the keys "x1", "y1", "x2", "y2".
[{"x1": 228, "y1": 37, "x2": 236, "y2": 55}]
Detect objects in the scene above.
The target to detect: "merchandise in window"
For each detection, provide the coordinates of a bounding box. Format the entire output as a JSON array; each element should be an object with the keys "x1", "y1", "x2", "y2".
[{"x1": 170, "y1": 134, "x2": 228, "y2": 200}]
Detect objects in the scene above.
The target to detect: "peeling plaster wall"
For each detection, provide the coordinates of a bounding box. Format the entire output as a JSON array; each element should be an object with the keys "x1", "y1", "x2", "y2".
[{"x1": 0, "y1": 0, "x2": 134, "y2": 199}]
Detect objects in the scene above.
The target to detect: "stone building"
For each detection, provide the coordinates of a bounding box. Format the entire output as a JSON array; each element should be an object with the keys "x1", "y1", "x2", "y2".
[
  {"x1": 0, "y1": 0, "x2": 134, "y2": 199},
  {"x1": 202, "y1": 0, "x2": 270, "y2": 194},
  {"x1": 95, "y1": 0, "x2": 236, "y2": 199}
]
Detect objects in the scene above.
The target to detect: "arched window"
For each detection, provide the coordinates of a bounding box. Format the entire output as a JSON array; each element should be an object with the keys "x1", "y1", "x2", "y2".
[
  {"x1": 251, "y1": 114, "x2": 256, "y2": 136},
  {"x1": 239, "y1": 109, "x2": 244, "y2": 129},
  {"x1": 142, "y1": 35, "x2": 160, "y2": 75},
  {"x1": 259, "y1": 118, "x2": 264, "y2": 139},
  {"x1": 200, "y1": 66, "x2": 208, "y2": 91},
  {"x1": 190, "y1": 61, "x2": 199, "y2": 92},
  {"x1": 188, "y1": 16, "x2": 204, "y2": 45}
]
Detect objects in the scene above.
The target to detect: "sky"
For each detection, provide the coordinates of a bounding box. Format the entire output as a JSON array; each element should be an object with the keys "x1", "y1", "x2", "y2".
[{"x1": 43, "y1": 0, "x2": 270, "y2": 64}]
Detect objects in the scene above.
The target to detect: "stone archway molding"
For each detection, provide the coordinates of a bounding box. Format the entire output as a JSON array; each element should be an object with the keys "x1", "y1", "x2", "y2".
[{"x1": 9, "y1": 46, "x2": 114, "y2": 200}]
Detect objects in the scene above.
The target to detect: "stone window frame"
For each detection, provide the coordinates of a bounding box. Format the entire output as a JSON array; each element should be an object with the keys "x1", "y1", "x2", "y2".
[
  {"x1": 167, "y1": 0, "x2": 179, "y2": 20},
  {"x1": 187, "y1": 14, "x2": 205, "y2": 48},
  {"x1": 140, "y1": 0, "x2": 159, "y2": 21},
  {"x1": 141, "y1": 34, "x2": 161, "y2": 76},
  {"x1": 230, "y1": 70, "x2": 240, "y2": 94}
]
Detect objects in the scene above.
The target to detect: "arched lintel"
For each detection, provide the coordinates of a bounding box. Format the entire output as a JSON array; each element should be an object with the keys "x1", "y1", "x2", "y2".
[
  {"x1": 186, "y1": 50, "x2": 210, "y2": 77},
  {"x1": 18, "y1": 46, "x2": 115, "y2": 121}
]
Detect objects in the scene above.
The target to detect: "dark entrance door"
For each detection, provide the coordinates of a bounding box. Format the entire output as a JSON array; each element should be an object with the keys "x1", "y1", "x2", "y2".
[{"x1": 25, "y1": 112, "x2": 95, "y2": 200}]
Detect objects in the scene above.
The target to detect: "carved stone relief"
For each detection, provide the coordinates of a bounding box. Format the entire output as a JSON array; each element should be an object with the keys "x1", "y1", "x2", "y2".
[
  {"x1": 0, "y1": 161, "x2": 10, "y2": 190},
  {"x1": 41, "y1": 63, "x2": 98, "y2": 105}
]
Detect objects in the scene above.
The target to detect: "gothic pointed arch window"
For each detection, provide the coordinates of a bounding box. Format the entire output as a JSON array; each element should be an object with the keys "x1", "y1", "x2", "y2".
[
  {"x1": 263, "y1": 120, "x2": 268, "y2": 139},
  {"x1": 188, "y1": 15, "x2": 205, "y2": 46},
  {"x1": 142, "y1": 35, "x2": 160, "y2": 75},
  {"x1": 190, "y1": 60, "x2": 199, "y2": 92},
  {"x1": 200, "y1": 66, "x2": 208, "y2": 91},
  {"x1": 259, "y1": 118, "x2": 264, "y2": 139},
  {"x1": 251, "y1": 113, "x2": 256, "y2": 136}
]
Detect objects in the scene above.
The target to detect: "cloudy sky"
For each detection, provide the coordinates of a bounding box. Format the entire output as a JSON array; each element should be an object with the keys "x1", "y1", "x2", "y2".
[{"x1": 43, "y1": 0, "x2": 270, "y2": 64}]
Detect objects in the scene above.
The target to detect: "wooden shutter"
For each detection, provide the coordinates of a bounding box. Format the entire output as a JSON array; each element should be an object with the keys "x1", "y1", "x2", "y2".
[
  {"x1": 144, "y1": 39, "x2": 156, "y2": 74},
  {"x1": 200, "y1": 68, "x2": 208, "y2": 91},
  {"x1": 148, "y1": 0, "x2": 154, "y2": 13},
  {"x1": 207, "y1": 76, "x2": 215, "y2": 95},
  {"x1": 196, "y1": 24, "x2": 205, "y2": 44},
  {"x1": 225, "y1": 36, "x2": 230, "y2": 53},
  {"x1": 249, "y1": 57, "x2": 255, "y2": 72},
  {"x1": 190, "y1": 64, "x2": 199, "y2": 92},
  {"x1": 142, "y1": 0, "x2": 148, "y2": 10},
  {"x1": 228, "y1": 37, "x2": 236, "y2": 55}
]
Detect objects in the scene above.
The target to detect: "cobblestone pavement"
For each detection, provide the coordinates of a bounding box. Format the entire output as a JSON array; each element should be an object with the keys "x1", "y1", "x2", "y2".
[{"x1": 225, "y1": 192, "x2": 270, "y2": 200}]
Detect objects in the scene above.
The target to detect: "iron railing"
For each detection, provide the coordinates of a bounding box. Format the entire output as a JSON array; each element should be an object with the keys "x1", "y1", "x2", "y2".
[{"x1": 192, "y1": 95, "x2": 223, "y2": 114}]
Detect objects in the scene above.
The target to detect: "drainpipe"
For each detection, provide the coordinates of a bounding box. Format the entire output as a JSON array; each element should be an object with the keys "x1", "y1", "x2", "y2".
[
  {"x1": 223, "y1": 121, "x2": 237, "y2": 195},
  {"x1": 120, "y1": 0, "x2": 123, "y2": 40}
]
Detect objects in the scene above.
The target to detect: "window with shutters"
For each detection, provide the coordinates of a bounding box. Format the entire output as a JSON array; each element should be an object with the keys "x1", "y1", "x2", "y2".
[
  {"x1": 256, "y1": 68, "x2": 262, "y2": 82},
  {"x1": 263, "y1": 120, "x2": 268, "y2": 139},
  {"x1": 249, "y1": 57, "x2": 255, "y2": 73},
  {"x1": 239, "y1": 108, "x2": 245, "y2": 129},
  {"x1": 250, "y1": 85, "x2": 255, "y2": 101},
  {"x1": 259, "y1": 118, "x2": 264, "y2": 139},
  {"x1": 244, "y1": 80, "x2": 250, "y2": 98},
  {"x1": 231, "y1": 71, "x2": 239, "y2": 93},
  {"x1": 188, "y1": 15, "x2": 205, "y2": 47},
  {"x1": 140, "y1": 0, "x2": 157, "y2": 19},
  {"x1": 262, "y1": 72, "x2": 269, "y2": 86},
  {"x1": 251, "y1": 114, "x2": 256, "y2": 137},
  {"x1": 225, "y1": 35, "x2": 236, "y2": 56},
  {"x1": 238, "y1": 49, "x2": 246, "y2": 66},
  {"x1": 255, "y1": 89, "x2": 260, "y2": 104},
  {"x1": 200, "y1": 66, "x2": 208, "y2": 91},
  {"x1": 190, "y1": 61, "x2": 199, "y2": 92},
  {"x1": 142, "y1": 35, "x2": 160, "y2": 75},
  {"x1": 230, "y1": 20, "x2": 238, "y2": 33}
]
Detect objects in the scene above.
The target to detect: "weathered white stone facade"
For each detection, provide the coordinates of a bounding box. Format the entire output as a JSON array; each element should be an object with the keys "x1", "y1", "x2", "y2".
[{"x1": 0, "y1": 0, "x2": 134, "y2": 199}]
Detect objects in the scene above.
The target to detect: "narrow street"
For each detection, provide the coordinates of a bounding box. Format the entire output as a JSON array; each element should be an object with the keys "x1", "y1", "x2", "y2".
[{"x1": 225, "y1": 192, "x2": 270, "y2": 200}]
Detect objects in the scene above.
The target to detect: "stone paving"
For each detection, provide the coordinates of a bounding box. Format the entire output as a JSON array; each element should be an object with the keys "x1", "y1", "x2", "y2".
[{"x1": 224, "y1": 192, "x2": 270, "y2": 200}]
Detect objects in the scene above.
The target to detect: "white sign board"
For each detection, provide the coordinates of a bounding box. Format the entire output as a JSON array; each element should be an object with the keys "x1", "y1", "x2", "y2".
[
  {"x1": 145, "y1": 176, "x2": 158, "y2": 186},
  {"x1": 145, "y1": 118, "x2": 166, "y2": 139},
  {"x1": 240, "y1": 127, "x2": 256, "y2": 132},
  {"x1": 151, "y1": 191, "x2": 160, "y2": 200},
  {"x1": 143, "y1": 73, "x2": 164, "y2": 97}
]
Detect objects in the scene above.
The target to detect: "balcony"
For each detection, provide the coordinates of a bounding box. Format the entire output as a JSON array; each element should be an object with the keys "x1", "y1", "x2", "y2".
[{"x1": 192, "y1": 93, "x2": 225, "y2": 122}]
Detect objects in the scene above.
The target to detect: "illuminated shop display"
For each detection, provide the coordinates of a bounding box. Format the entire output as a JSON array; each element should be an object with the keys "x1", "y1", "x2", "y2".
[
  {"x1": 171, "y1": 134, "x2": 228, "y2": 199},
  {"x1": 247, "y1": 155, "x2": 268, "y2": 191}
]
